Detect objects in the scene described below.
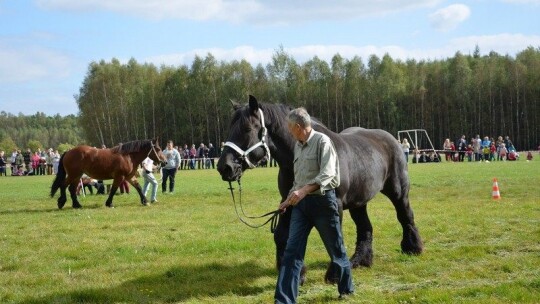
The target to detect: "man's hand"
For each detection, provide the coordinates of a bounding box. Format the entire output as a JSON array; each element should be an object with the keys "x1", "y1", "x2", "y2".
[
  {"x1": 279, "y1": 200, "x2": 290, "y2": 213},
  {"x1": 279, "y1": 189, "x2": 307, "y2": 213}
]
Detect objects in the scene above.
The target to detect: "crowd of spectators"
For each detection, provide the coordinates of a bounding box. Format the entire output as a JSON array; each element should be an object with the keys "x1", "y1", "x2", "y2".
[
  {"x1": 401, "y1": 135, "x2": 538, "y2": 164},
  {"x1": 441, "y1": 135, "x2": 520, "y2": 162},
  {"x1": 0, "y1": 148, "x2": 61, "y2": 176}
]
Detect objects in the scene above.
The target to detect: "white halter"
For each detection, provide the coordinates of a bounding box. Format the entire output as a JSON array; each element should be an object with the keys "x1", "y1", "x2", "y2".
[{"x1": 224, "y1": 108, "x2": 271, "y2": 169}]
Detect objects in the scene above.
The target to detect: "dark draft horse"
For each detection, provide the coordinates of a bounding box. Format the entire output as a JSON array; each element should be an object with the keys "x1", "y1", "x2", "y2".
[
  {"x1": 217, "y1": 96, "x2": 423, "y2": 283},
  {"x1": 51, "y1": 139, "x2": 166, "y2": 209}
]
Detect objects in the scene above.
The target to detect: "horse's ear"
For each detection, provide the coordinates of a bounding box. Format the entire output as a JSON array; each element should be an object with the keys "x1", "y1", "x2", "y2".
[
  {"x1": 248, "y1": 95, "x2": 259, "y2": 114},
  {"x1": 230, "y1": 99, "x2": 242, "y2": 110}
]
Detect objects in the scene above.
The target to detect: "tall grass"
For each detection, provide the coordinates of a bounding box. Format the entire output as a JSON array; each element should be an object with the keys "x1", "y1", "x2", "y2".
[{"x1": 0, "y1": 159, "x2": 538, "y2": 303}]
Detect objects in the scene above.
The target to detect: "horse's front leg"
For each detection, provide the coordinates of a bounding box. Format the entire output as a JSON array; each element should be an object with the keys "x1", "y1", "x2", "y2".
[
  {"x1": 127, "y1": 178, "x2": 147, "y2": 206},
  {"x1": 68, "y1": 183, "x2": 82, "y2": 209},
  {"x1": 105, "y1": 179, "x2": 121, "y2": 208},
  {"x1": 348, "y1": 204, "x2": 373, "y2": 267}
]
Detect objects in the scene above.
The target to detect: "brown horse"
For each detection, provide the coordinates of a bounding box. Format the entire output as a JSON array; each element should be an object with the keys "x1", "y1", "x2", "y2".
[{"x1": 50, "y1": 139, "x2": 166, "y2": 209}]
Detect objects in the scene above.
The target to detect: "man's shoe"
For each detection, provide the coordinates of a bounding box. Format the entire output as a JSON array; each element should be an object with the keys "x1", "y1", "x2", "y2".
[
  {"x1": 151, "y1": 200, "x2": 158, "y2": 204},
  {"x1": 338, "y1": 292, "x2": 354, "y2": 300}
]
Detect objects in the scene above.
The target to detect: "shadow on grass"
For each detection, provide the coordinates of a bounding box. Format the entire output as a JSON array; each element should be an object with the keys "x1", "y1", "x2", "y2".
[
  {"x1": 0, "y1": 203, "x2": 104, "y2": 215},
  {"x1": 18, "y1": 261, "x2": 276, "y2": 303}
]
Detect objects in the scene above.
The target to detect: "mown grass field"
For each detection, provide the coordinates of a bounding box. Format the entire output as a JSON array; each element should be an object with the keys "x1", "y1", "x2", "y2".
[{"x1": 1, "y1": 159, "x2": 539, "y2": 303}]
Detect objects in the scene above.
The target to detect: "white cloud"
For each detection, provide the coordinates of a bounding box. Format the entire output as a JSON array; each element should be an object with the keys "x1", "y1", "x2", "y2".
[
  {"x1": 501, "y1": 0, "x2": 540, "y2": 4},
  {"x1": 143, "y1": 34, "x2": 540, "y2": 67},
  {"x1": 429, "y1": 4, "x2": 470, "y2": 31},
  {"x1": 36, "y1": 0, "x2": 441, "y2": 24},
  {"x1": 0, "y1": 43, "x2": 72, "y2": 83}
]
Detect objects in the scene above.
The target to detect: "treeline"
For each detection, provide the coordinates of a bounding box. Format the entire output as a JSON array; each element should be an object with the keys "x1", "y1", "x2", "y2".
[
  {"x1": 76, "y1": 46, "x2": 540, "y2": 150},
  {"x1": 0, "y1": 112, "x2": 83, "y2": 152}
]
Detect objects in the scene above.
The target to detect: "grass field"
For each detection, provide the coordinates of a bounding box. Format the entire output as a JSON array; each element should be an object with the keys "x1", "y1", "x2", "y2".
[{"x1": 0, "y1": 159, "x2": 539, "y2": 303}]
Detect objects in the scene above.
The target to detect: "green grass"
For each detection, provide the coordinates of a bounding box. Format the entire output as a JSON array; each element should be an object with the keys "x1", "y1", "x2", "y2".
[{"x1": 0, "y1": 159, "x2": 539, "y2": 303}]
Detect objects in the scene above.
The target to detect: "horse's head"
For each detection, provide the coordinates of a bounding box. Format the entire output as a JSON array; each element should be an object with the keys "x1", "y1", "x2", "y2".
[
  {"x1": 148, "y1": 138, "x2": 167, "y2": 164},
  {"x1": 217, "y1": 95, "x2": 271, "y2": 181}
]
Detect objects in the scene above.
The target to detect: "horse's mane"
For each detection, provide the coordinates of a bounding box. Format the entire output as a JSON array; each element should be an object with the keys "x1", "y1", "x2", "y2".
[
  {"x1": 259, "y1": 102, "x2": 330, "y2": 132},
  {"x1": 110, "y1": 140, "x2": 151, "y2": 154}
]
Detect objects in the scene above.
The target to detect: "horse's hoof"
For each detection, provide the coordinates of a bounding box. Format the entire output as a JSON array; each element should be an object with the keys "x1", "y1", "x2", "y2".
[
  {"x1": 324, "y1": 264, "x2": 339, "y2": 285},
  {"x1": 57, "y1": 198, "x2": 66, "y2": 209},
  {"x1": 73, "y1": 204, "x2": 82, "y2": 209},
  {"x1": 350, "y1": 251, "x2": 373, "y2": 268},
  {"x1": 106, "y1": 204, "x2": 114, "y2": 208}
]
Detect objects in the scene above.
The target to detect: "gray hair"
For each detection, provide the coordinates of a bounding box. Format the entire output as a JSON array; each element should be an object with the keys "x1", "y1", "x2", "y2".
[{"x1": 287, "y1": 107, "x2": 311, "y2": 128}]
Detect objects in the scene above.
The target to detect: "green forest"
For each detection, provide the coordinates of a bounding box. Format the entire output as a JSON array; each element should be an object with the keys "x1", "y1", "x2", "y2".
[{"x1": 1, "y1": 46, "x2": 539, "y2": 153}]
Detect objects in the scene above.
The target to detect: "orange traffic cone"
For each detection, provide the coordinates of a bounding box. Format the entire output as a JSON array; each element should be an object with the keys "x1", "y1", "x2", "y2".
[{"x1": 492, "y1": 178, "x2": 501, "y2": 200}]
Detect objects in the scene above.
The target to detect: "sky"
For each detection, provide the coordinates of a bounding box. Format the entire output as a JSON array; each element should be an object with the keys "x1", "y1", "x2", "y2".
[{"x1": 0, "y1": 0, "x2": 539, "y2": 116}]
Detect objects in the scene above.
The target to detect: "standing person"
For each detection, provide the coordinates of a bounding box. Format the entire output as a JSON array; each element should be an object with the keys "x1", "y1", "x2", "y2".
[
  {"x1": 31, "y1": 151, "x2": 40, "y2": 175},
  {"x1": 489, "y1": 142, "x2": 497, "y2": 161},
  {"x1": 181, "y1": 144, "x2": 189, "y2": 170},
  {"x1": 162, "y1": 140, "x2": 181, "y2": 194},
  {"x1": 141, "y1": 156, "x2": 158, "y2": 204},
  {"x1": 207, "y1": 143, "x2": 216, "y2": 169},
  {"x1": 22, "y1": 148, "x2": 32, "y2": 173},
  {"x1": 197, "y1": 143, "x2": 205, "y2": 169},
  {"x1": 10, "y1": 149, "x2": 17, "y2": 175},
  {"x1": 401, "y1": 138, "x2": 410, "y2": 163},
  {"x1": 472, "y1": 135, "x2": 481, "y2": 161},
  {"x1": 46, "y1": 149, "x2": 54, "y2": 175},
  {"x1": 189, "y1": 144, "x2": 197, "y2": 170},
  {"x1": 481, "y1": 136, "x2": 491, "y2": 161},
  {"x1": 499, "y1": 143, "x2": 508, "y2": 161},
  {"x1": 0, "y1": 150, "x2": 6, "y2": 176},
  {"x1": 15, "y1": 150, "x2": 24, "y2": 175},
  {"x1": 443, "y1": 138, "x2": 452, "y2": 161},
  {"x1": 457, "y1": 135, "x2": 467, "y2": 162},
  {"x1": 496, "y1": 136, "x2": 504, "y2": 161},
  {"x1": 275, "y1": 107, "x2": 354, "y2": 303},
  {"x1": 52, "y1": 150, "x2": 61, "y2": 174}
]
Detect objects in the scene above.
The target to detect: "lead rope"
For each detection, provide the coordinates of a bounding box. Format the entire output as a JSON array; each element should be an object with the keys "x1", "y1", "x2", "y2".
[{"x1": 228, "y1": 180, "x2": 280, "y2": 233}]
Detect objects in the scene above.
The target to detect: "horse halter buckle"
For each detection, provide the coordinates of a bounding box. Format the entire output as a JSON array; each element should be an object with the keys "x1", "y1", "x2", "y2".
[{"x1": 224, "y1": 108, "x2": 271, "y2": 169}]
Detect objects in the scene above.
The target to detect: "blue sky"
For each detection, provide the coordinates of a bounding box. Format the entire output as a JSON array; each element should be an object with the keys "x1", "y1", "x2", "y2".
[{"x1": 1, "y1": 0, "x2": 539, "y2": 116}]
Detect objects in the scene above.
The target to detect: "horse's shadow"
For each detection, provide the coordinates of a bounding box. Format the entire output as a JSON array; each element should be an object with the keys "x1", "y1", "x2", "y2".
[
  {"x1": 0, "y1": 202, "x2": 102, "y2": 216},
  {"x1": 18, "y1": 261, "x2": 276, "y2": 303}
]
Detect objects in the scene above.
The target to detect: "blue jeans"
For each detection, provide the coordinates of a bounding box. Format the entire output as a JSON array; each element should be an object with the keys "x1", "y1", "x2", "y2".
[
  {"x1": 161, "y1": 168, "x2": 177, "y2": 193},
  {"x1": 142, "y1": 172, "x2": 158, "y2": 201},
  {"x1": 275, "y1": 190, "x2": 354, "y2": 304}
]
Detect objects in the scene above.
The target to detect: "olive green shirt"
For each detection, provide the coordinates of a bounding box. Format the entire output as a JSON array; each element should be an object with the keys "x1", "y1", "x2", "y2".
[{"x1": 292, "y1": 129, "x2": 340, "y2": 195}]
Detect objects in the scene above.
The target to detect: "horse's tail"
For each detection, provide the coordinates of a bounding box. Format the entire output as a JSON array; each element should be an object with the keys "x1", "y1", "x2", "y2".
[{"x1": 50, "y1": 153, "x2": 66, "y2": 198}]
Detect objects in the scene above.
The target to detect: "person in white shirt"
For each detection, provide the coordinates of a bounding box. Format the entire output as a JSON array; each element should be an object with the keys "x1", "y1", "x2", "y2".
[{"x1": 141, "y1": 157, "x2": 158, "y2": 204}]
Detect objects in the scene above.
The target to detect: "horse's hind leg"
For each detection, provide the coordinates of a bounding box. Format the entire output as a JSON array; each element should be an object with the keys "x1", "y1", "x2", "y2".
[
  {"x1": 382, "y1": 178, "x2": 423, "y2": 255},
  {"x1": 58, "y1": 185, "x2": 67, "y2": 209},
  {"x1": 349, "y1": 205, "x2": 374, "y2": 267},
  {"x1": 68, "y1": 183, "x2": 82, "y2": 208}
]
